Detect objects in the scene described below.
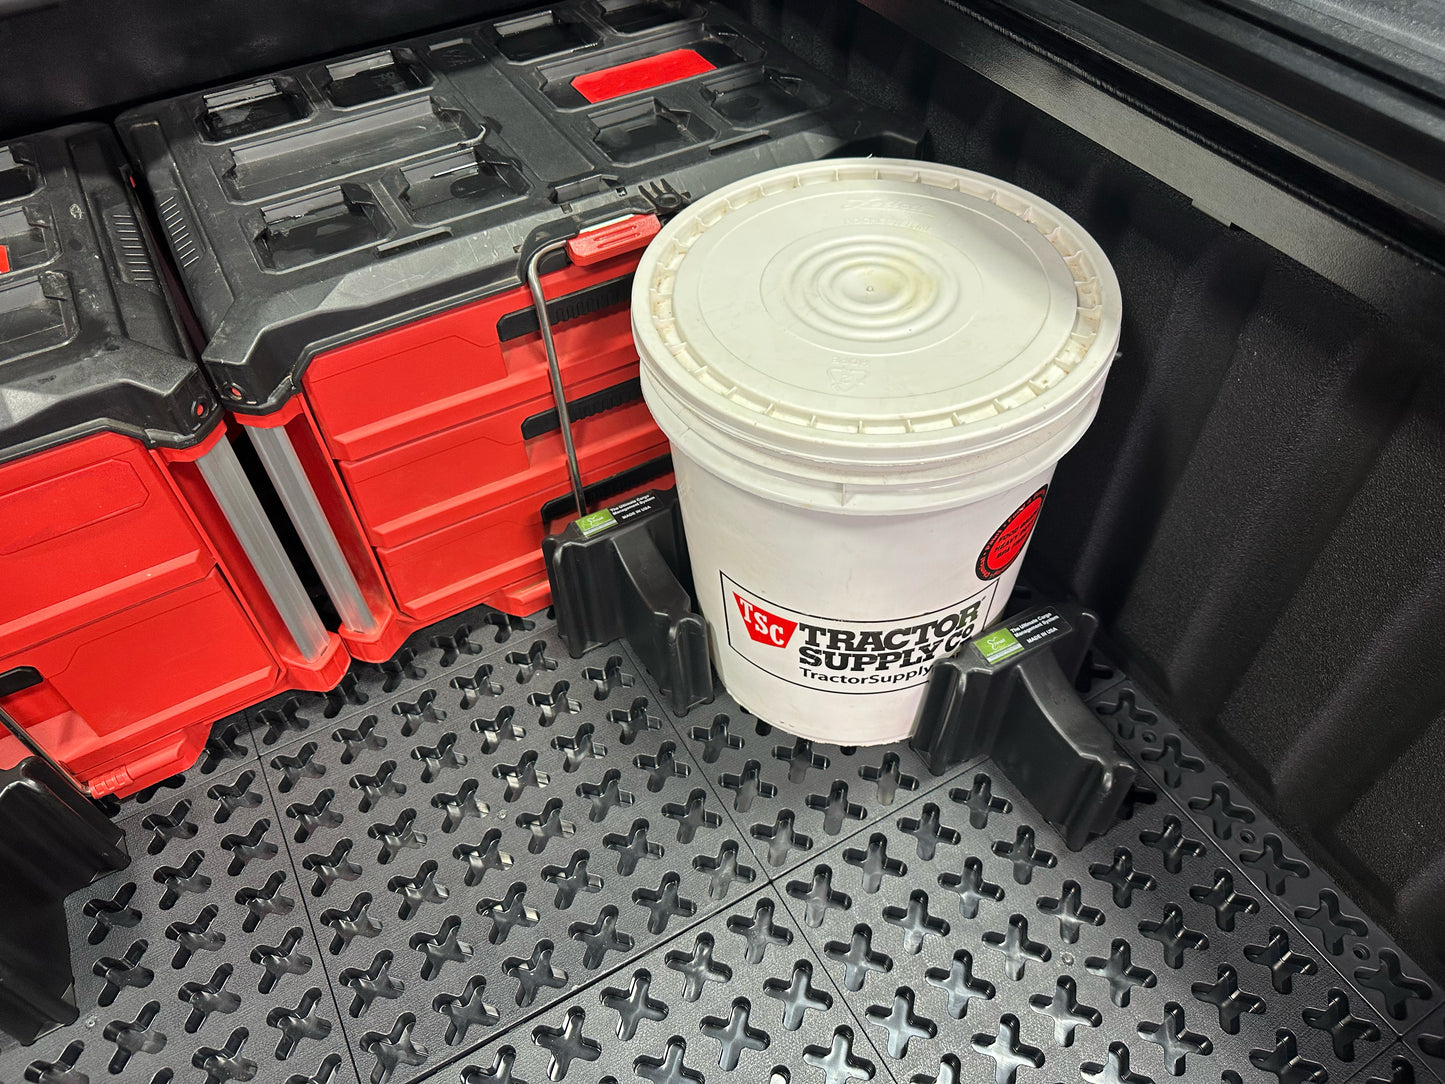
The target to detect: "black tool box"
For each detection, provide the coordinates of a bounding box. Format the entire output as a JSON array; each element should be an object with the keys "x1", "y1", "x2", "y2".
[
  {"x1": 117, "y1": 0, "x2": 919, "y2": 667},
  {"x1": 0, "y1": 124, "x2": 348, "y2": 802}
]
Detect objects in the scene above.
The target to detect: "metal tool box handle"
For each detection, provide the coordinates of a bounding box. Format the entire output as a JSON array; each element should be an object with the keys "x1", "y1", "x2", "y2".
[{"x1": 524, "y1": 212, "x2": 661, "y2": 520}]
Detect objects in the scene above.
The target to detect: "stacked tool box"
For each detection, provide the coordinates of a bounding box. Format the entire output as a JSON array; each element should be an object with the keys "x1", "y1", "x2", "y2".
[
  {"x1": 0, "y1": 125, "x2": 347, "y2": 798},
  {"x1": 119, "y1": 0, "x2": 919, "y2": 663}
]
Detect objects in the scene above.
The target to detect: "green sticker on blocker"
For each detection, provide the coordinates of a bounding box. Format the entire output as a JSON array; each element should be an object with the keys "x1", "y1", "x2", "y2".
[
  {"x1": 975, "y1": 627, "x2": 1023, "y2": 664},
  {"x1": 575, "y1": 509, "x2": 617, "y2": 538}
]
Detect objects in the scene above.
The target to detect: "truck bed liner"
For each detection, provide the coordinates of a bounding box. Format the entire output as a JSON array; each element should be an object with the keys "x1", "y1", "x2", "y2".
[{"x1": 5, "y1": 604, "x2": 1440, "y2": 1084}]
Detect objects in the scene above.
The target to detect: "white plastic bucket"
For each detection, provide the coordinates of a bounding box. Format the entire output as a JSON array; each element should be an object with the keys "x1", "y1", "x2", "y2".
[{"x1": 632, "y1": 158, "x2": 1122, "y2": 744}]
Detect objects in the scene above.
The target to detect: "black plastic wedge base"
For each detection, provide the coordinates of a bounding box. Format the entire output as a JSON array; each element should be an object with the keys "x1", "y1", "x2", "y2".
[
  {"x1": 0, "y1": 756, "x2": 129, "y2": 1044},
  {"x1": 910, "y1": 602, "x2": 1135, "y2": 850},
  {"x1": 543, "y1": 488, "x2": 714, "y2": 716}
]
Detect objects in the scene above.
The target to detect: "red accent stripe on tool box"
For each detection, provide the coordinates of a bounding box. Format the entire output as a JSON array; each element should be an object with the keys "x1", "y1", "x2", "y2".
[{"x1": 571, "y1": 49, "x2": 716, "y2": 103}]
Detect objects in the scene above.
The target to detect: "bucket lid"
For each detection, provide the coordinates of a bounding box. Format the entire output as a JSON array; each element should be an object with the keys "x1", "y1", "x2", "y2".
[{"x1": 633, "y1": 159, "x2": 1121, "y2": 473}]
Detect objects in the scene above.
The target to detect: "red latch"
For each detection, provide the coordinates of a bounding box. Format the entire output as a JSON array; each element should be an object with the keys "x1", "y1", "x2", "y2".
[
  {"x1": 0, "y1": 246, "x2": 9, "y2": 274},
  {"x1": 88, "y1": 765, "x2": 134, "y2": 799},
  {"x1": 565, "y1": 214, "x2": 662, "y2": 266}
]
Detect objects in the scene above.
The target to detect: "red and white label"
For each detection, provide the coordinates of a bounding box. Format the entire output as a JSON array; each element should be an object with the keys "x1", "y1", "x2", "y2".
[
  {"x1": 733, "y1": 593, "x2": 798, "y2": 648},
  {"x1": 722, "y1": 573, "x2": 997, "y2": 695}
]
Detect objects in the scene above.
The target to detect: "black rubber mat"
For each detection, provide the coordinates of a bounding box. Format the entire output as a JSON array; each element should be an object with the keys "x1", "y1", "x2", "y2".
[{"x1": 4, "y1": 603, "x2": 1442, "y2": 1084}]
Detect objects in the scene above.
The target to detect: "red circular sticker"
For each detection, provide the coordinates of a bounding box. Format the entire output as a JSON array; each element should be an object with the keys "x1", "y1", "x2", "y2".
[{"x1": 976, "y1": 486, "x2": 1048, "y2": 580}]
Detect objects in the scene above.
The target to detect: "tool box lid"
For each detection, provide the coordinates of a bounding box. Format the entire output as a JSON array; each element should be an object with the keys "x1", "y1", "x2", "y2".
[
  {"x1": 0, "y1": 124, "x2": 218, "y2": 464},
  {"x1": 116, "y1": 0, "x2": 920, "y2": 415}
]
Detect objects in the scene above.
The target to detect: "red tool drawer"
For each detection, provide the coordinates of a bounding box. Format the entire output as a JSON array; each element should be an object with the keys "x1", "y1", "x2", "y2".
[
  {"x1": 339, "y1": 394, "x2": 665, "y2": 548},
  {"x1": 0, "y1": 434, "x2": 213, "y2": 651},
  {"x1": 0, "y1": 434, "x2": 285, "y2": 797},
  {"x1": 303, "y1": 255, "x2": 640, "y2": 462},
  {"x1": 377, "y1": 452, "x2": 675, "y2": 622},
  {"x1": 0, "y1": 124, "x2": 346, "y2": 797}
]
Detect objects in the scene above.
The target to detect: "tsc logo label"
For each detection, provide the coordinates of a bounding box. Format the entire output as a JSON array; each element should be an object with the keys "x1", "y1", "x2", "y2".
[
  {"x1": 733, "y1": 593, "x2": 798, "y2": 648},
  {"x1": 722, "y1": 574, "x2": 997, "y2": 695}
]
